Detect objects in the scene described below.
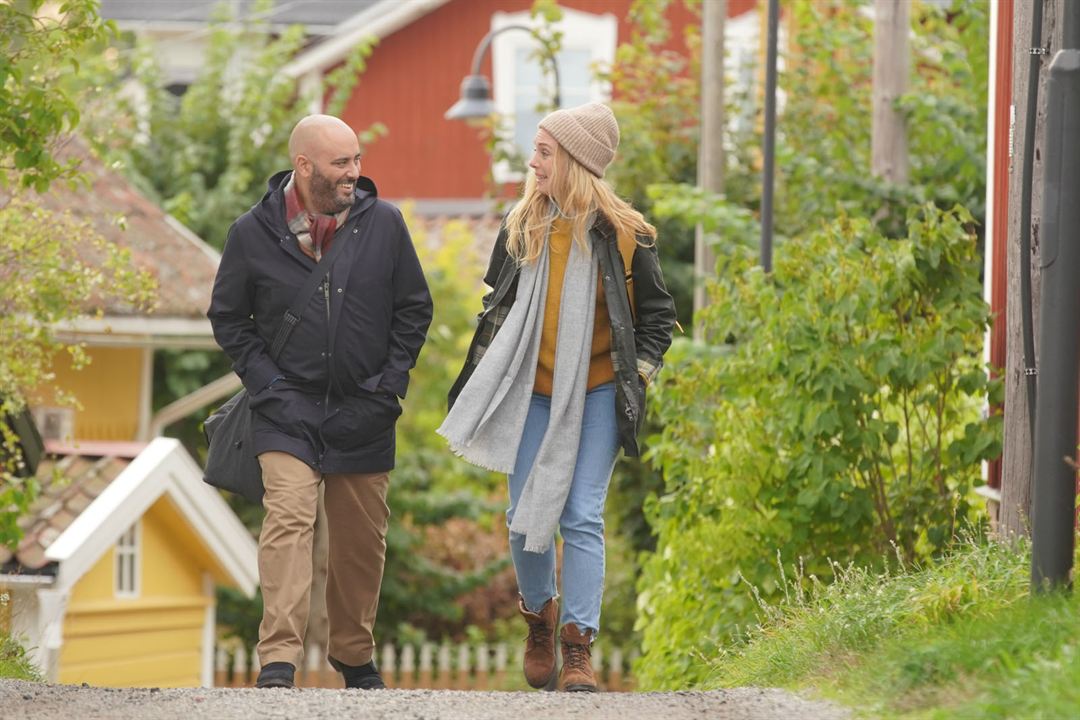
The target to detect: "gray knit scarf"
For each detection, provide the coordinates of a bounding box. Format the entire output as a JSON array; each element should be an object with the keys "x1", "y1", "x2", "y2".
[{"x1": 437, "y1": 221, "x2": 598, "y2": 553}]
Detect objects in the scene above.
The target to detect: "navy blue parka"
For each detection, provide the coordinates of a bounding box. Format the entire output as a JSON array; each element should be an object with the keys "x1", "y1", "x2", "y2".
[{"x1": 208, "y1": 170, "x2": 433, "y2": 474}]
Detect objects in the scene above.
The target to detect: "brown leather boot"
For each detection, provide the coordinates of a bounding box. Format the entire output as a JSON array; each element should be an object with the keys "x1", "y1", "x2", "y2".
[
  {"x1": 559, "y1": 623, "x2": 597, "y2": 692},
  {"x1": 518, "y1": 597, "x2": 558, "y2": 688}
]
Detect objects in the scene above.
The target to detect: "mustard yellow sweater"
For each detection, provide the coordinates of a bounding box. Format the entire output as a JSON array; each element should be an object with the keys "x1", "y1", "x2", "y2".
[{"x1": 534, "y1": 218, "x2": 614, "y2": 396}]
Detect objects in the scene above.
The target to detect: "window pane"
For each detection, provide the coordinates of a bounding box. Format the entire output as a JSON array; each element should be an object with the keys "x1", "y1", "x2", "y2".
[
  {"x1": 115, "y1": 524, "x2": 138, "y2": 595},
  {"x1": 118, "y1": 552, "x2": 128, "y2": 594},
  {"x1": 513, "y1": 47, "x2": 594, "y2": 161}
]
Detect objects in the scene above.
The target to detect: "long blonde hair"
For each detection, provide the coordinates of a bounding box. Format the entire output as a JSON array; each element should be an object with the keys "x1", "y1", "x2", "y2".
[{"x1": 505, "y1": 142, "x2": 656, "y2": 263}]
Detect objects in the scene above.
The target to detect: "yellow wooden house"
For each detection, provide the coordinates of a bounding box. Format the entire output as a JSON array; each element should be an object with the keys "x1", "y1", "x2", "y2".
[{"x1": 0, "y1": 139, "x2": 256, "y2": 687}]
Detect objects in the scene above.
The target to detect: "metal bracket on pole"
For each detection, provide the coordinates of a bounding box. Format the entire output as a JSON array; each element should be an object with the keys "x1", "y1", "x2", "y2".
[{"x1": 1029, "y1": 46, "x2": 1051, "y2": 56}]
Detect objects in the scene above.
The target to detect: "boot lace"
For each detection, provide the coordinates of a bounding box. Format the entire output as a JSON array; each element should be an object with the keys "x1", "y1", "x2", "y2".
[
  {"x1": 528, "y1": 619, "x2": 554, "y2": 649},
  {"x1": 562, "y1": 641, "x2": 591, "y2": 672}
]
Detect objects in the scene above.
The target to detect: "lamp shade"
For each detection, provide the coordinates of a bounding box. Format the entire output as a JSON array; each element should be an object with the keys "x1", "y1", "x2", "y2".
[{"x1": 445, "y1": 74, "x2": 496, "y2": 120}]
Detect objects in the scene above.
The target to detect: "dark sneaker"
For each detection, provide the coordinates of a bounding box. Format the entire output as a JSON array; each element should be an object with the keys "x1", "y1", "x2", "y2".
[
  {"x1": 329, "y1": 656, "x2": 386, "y2": 690},
  {"x1": 255, "y1": 661, "x2": 295, "y2": 689}
]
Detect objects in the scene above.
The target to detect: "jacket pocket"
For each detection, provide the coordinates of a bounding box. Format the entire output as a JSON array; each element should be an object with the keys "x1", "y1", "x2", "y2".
[
  {"x1": 322, "y1": 390, "x2": 402, "y2": 449},
  {"x1": 249, "y1": 383, "x2": 325, "y2": 445}
]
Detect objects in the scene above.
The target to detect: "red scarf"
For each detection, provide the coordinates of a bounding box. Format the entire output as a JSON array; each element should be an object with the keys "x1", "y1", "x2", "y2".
[{"x1": 284, "y1": 175, "x2": 341, "y2": 261}]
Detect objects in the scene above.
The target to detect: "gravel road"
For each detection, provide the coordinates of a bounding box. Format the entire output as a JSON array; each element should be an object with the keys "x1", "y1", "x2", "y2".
[{"x1": 2, "y1": 680, "x2": 851, "y2": 719}]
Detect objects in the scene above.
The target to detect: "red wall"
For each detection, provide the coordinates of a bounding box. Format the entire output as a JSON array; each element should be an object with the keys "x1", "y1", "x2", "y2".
[
  {"x1": 338, "y1": 0, "x2": 755, "y2": 200},
  {"x1": 986, "y1": 0, "x2": 1012, "y2": 491}
]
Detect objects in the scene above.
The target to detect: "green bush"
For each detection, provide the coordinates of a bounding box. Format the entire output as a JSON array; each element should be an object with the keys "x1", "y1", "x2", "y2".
[{"x1": 635, "y1": 205, "x2": 1001, "y2": 689}]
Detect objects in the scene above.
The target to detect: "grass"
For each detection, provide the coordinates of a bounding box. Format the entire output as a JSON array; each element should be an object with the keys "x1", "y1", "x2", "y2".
[
  {"x1": 703, "y1": 537, "x2": 1080, "y2": 718},
  {"x1": 1, "y1": 633, "x2": 41, "y2": 681}
]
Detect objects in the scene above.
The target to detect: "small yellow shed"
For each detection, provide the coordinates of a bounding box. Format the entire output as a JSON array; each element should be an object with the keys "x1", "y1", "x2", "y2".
[{"x1": 0, "y1": 437, "x2": 257, "y2": 687}]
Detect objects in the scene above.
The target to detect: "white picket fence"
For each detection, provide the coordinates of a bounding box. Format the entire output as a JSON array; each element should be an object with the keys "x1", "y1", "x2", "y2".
[{"x1": 215, "y1": 640, "x2": 638, "y2": 691}]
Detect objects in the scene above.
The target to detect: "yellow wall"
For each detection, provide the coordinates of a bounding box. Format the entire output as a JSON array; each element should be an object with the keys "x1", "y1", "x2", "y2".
[
  {"x1": 0, "y1": 586, "x2": 11, "y2": 634},
  {"x1": 58, "y1": 497, "x2": 221, "y2": 688},
  {"x1": 33, "y1": 346, "x2": 144, "y2": 441}
]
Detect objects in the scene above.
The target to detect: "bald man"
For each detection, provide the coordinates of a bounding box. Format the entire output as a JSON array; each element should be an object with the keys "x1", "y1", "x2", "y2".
[{"x1": 208, "y1": 114, "x2": 432, "y2": 690}]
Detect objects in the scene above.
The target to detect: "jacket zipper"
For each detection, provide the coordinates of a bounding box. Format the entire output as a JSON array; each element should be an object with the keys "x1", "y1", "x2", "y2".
[{"x1": 318, "y1": 272, "x2": 332, "y2": 469}]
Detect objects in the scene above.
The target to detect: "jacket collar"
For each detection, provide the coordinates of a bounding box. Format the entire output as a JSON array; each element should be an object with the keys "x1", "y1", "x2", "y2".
[
  {"x1": 256, "y1": 169, "x2": 379, "y2": 233},
  {"x1": 589, "y1": 210, "x2": 617, "y2": 243}
]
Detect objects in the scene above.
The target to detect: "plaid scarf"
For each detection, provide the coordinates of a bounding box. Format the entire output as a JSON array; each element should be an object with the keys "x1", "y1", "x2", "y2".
[{"x1": 283, "y1": 173, "x2": 350, "y2": 261}]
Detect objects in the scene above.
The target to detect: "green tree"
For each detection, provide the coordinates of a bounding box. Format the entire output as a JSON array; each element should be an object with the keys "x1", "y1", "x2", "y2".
[
  {"x1": 85, "y1": 1, "x2": 378, "y2": 252},
  {"x1": 374, "y1": 210, "x2": 510, "y2": 642},
  {"x1": 632, "y1": 0, "x2": 995, "y2": 689},
  {"x1": 0, "y1": 0, "x2": 155, "y2": 550},
  {"x1": 1, "y1": 0, "x2": 102, "y2": 192},
  {"x1": 772, "y1": 0, "x2": 988, "y2": 238}
]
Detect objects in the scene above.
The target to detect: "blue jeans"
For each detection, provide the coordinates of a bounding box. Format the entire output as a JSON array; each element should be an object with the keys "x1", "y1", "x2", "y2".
[{"x1": 506, "y1": 383, "x2": 620, "y2": 636}]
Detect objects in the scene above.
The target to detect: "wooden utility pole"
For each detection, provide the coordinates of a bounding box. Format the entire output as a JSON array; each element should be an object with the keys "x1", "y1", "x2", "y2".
[
  {"x1": 1001, "y1": 0, "x2": 1062, "y2": 540},
  {"x1": 871, "y1": 0, "x2": 910, "y2": 183},
  {"x1": 693, "y1": 0, "x2": 725, "y2": 340}
]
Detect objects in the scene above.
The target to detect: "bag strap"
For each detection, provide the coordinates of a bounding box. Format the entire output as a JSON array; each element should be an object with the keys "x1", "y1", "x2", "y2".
[
  {"x1": 267, "y1": 210, "x2": 367, "y2": 361},
  {"x1": 616, "y1": 228, "x2": 638, "y2": 324}
]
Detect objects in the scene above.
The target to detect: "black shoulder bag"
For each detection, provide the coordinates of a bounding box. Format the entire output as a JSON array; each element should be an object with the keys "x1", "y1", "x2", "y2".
[{"x1": 203, "y1": 227, "x2": 353, "y2": 504}]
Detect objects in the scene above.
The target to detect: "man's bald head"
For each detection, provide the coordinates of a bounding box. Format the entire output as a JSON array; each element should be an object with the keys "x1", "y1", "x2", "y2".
[
  {"x1": 288, "y1": 115, "x2": 362, "y2": 214},
  {"x1": 289, "y1": 114, "x2": 358, "y2": 167}
]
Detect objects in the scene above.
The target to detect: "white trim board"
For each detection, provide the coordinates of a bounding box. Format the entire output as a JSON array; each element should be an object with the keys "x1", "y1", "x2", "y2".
[
  {"x1": 283, "y1": 0, "x2": 451, "y2": 79},
  {"x1": 53, "y1": 315, "x2": 218, "y2": 349}
]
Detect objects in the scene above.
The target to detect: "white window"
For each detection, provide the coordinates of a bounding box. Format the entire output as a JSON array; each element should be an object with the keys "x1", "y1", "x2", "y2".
[
  {"x1": 114, "y1": 522, "x2": 140, "y2": 598},
  {"x1": 490, "y1": 8, "x2": 617, "y2": 184}
]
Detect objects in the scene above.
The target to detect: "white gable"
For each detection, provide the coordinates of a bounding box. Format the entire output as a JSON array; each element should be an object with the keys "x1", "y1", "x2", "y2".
[{"x1": 45, "y1": 437, "x2": 258, "y2": 596}]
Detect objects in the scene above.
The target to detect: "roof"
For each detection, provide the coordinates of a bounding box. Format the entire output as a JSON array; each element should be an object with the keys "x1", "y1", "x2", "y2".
[
  {"x1": 283, "y1": 0, "x2": 450, "y2": 78},
  {"x1": 0, "y1": 451, "x2": 137, "y2": 573},
  {"x1": 0, "y1": 438, "x2": 258, "y2": 596},
  {"x1": 32, "y1": 137, "x2": 220, "y2": 322},
  {"x1": 99, "y1": 0, "x2": 378, "y2": 34}
]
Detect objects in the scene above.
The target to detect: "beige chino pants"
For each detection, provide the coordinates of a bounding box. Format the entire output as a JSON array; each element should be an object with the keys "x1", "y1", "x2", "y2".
[{"x1": 256, "y1": 451, "x2": 390, "y2": 669}]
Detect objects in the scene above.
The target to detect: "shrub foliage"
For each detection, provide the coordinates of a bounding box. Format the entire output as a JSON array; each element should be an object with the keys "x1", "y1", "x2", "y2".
[{"x1": 636, "y1": 205, "x2": 1001, "y2": 688}]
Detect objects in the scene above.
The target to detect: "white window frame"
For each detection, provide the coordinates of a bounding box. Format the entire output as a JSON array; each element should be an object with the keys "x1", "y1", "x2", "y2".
[
  {"x1": 114, "y1": 521, "x2": 141, "y2": 599},
  {"x1": 725, "y1": 10, "x2": 762, "y2": 137},
  {"x1": 490, "y1": 8, "x2": 617, "y2": 184}
]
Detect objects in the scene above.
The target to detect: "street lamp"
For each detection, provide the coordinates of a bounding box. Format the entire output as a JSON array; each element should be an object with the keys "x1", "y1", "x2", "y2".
[{"x1": 445, "y1": 24, "x2": 561, "y2": 121}]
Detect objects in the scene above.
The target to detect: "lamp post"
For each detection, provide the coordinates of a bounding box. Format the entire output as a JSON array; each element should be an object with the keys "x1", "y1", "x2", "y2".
[
  {"x1": 445, "y1": 24, "x2": 561, "y2": 121},
  {"x1": 760, "y1": 0, "x2": 779, "y2": 273}
]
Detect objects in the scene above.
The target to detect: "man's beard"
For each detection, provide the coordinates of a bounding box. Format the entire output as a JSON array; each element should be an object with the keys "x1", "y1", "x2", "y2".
[{"x1": 310, "y1": 166, "x2": 354, "y2": 214}]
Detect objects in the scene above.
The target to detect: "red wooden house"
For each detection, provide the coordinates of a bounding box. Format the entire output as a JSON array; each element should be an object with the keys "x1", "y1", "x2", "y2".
[{"x1": 281, "y1": 0, "x2": 757, "y2": 214}]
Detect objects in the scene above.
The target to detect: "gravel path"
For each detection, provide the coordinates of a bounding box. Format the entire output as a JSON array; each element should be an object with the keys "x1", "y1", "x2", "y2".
[{"x1": 1, "y1": 680, "x2": 850, "y2": 719}]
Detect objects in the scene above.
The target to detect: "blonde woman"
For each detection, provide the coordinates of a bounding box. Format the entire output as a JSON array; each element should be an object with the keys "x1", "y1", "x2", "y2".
[{"x1": 439, "y1": 102, "x2": 676, "y2": 692}]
